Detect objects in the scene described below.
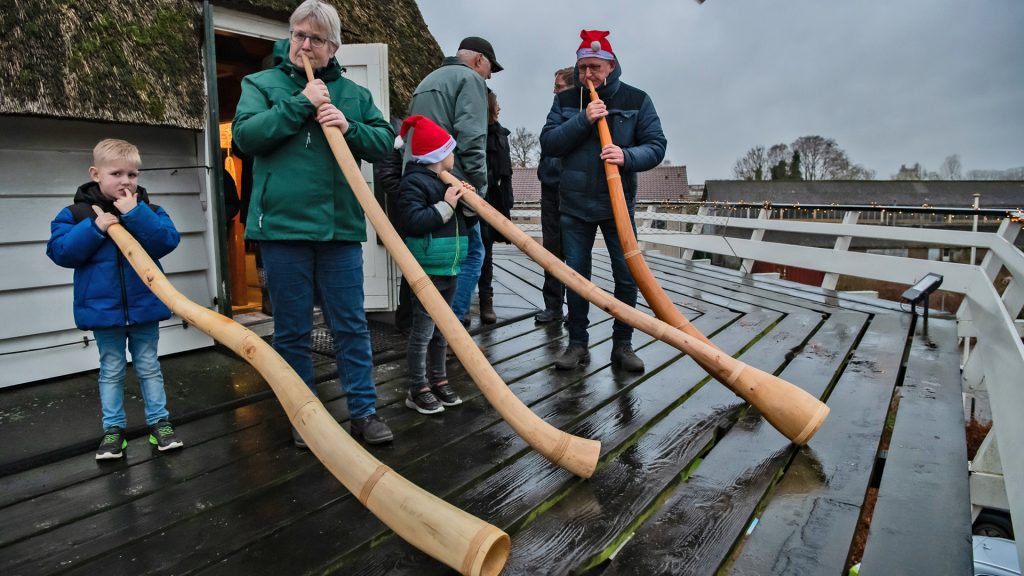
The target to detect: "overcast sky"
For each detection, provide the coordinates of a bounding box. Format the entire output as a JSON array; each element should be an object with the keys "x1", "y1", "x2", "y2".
[{"x1": 415, "y1": 0, "x2": 1023, "y2": 183}]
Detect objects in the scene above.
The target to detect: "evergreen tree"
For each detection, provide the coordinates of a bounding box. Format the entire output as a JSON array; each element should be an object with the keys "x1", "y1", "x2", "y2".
[
  {"x1": 770, "y1": 160, "x2": 788, "y2": 180},
  {"x1": 789, "y1": 150, "x2": 803, "y2": 180}
]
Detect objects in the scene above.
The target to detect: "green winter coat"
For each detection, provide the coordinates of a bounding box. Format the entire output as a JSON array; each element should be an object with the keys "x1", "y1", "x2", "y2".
[{"x1": 232, "y1": 40, "x2": 395, "y2": 242}]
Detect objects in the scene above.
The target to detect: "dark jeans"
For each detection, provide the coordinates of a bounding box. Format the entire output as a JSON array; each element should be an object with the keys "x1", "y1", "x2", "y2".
[
  {"x1": 478, "y1": 225, "x2": 497, "y2": 299},
  {"x1": 560, "y1": 212, "x2": 638, "y2": 347},
  {"x1": 395, "y1": 275, "x2": 412, "y2": 332},
  {"x1": 407, "y1": 274, "x2": 457, "y2": 391},
  {"x1": 540, "y1": 184, "x2": 565, "y2": 311},
  {"x1": 261, "y1": 241, "x2": 378, "y2": 420}
]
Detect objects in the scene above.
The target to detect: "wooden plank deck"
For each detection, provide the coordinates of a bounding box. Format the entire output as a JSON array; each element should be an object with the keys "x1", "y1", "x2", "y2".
[{"x1": 0, "y1": 247, "x2": 972, "y2": 575}]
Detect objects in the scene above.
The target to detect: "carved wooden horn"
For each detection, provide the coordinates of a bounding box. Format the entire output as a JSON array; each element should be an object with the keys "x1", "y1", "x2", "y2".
[
  {"x1": 437, "y1": 174, "x2": 830, "y2": 445},
  {"x1": 299, "y1": 54, "x2": 600, "y2": 478},
  {"x1": 93, "y1": 205, "x2": 509, "y2": 575}
]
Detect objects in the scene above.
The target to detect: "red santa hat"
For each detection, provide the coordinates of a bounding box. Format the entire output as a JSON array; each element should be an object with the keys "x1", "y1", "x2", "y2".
[
  {"x1": 576, "y1": 30, "x2": 615, "y2": 61},
  {"x1": 393, "y1": 115, "x2": 457, "y2": 164}
]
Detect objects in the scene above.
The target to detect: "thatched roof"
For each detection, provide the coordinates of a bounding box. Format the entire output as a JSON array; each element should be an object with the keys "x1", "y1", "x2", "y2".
[
  {"x1": 2, "y1": 0, "x2": 206, "y2": 128},
  {"x1": 1, "y1": 0, "x2": 441, "y2": 129}
]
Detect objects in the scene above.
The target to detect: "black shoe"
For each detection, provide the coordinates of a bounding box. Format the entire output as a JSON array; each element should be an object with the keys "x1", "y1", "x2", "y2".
[
  {"x1": 611, "y1": 344, "x2": 645, "y2": 373},
  {"x1": 430, "y1": 380, "x2": 462, "y2": 406},
  {"x1": 534, "y1": 309, "x2": 563, "y2": 324},
  {"x1": 292, "y1": 426, "x2": 308, "y2": 449},
  {"x1": 461, "y1": 316, "x2": 471, "y2": 328},
  {"x1": 555, "y1": 345, "x2": 590, "y2": 370},
  {"x1": 149, "y1": 420, "x2": 184, "y2": 451},
  {"x1": 350, "y1": 413, "x2": 394, "y2": 444},
  {"x1": 96, "y1": 426, "x2": 127, "y2": 460},
  {"x1": 405, "y1": 388, "x2": 445, "y2": 414}
]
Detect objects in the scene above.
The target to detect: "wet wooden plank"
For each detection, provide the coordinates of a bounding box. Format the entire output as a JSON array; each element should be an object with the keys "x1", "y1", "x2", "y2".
[
  {"x1": 191, "y1": 318, "x2": 679, "y2": 575},
  {"x1": 0, "y1": 315, "x2": 562, "y2": 575},
  {"x1": 612, "y1": 252, "x2": 849, "y2": 315},
  {"x1": 602, "y1": 310, "x2": 868, "y2": 576},
  {"x1": 727, "y1": 312, "x2": 911, "y2": 575},
  {"x1": 198, "y1": 310, "x2": 739, "y2": 576},
  {"x1": 44, "y1": 316, "x2": 627, "y2": 575},
  {"x1": 501, "y1": 313, "x2": 826, "y2": 575},
  {"x1": 857, "y1": 318, "x2": 973, "y2": 575},
  {"x1": 339, "y1": 310, "x2": 806, "y2": 576},
  {"x1": 643, "y1": 253, "x2": 903, "y2": 313}
]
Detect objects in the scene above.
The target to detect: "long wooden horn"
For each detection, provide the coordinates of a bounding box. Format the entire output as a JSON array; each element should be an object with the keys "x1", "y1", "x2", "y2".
[
  {"x1": 439, "y1": 174, "x2": 830, "y2": 445},
  {"x1": 92, "y1": 205, "x2": 509, "y2": 576},
  {"x1": 585, "y1": 79, "x2": 714, "y2": 348},
  {"x1": 300, "y1": 54, "x2": 600, "y2": 478}
]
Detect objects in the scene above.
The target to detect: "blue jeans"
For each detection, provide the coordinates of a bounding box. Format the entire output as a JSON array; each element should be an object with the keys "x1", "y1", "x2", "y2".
[
  {"x1": 407, "y1": 275, "x2": 457, "y2": 391},
  {"x1": 560, "y1": 213, "x2": 638, "y2": 347},
  {"x1": 261, "y1": 241, "x2": 378, "y2": 420},
  {"x1": 450, "y1": 221, "x2": 483, "y2": 321},
  {"x1": 93, "y1": 321, "x2": 169, "y2": 430}
]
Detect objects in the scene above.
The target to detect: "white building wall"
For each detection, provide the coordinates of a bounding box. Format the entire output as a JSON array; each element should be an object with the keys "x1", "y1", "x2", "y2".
[{"x1": 0, "y1": 117, "x2": 214, "y2": 387}]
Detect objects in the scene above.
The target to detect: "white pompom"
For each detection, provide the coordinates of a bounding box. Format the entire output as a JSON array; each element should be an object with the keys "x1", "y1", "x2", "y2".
[
  {"x1": 590, "y1": 40, "x2": 601, "y2": 51},
  {"x1": 393, "y1": 134, "x2": 404, "y2": 149}
]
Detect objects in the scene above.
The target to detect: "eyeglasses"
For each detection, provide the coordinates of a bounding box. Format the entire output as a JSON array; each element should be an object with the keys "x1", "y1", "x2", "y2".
[
  {"x1": 578, "y1": 64, "x2": 608, "y2": 73},
  {"x1": 291, "y1": 30, "x2": 329, "y2": 49}
]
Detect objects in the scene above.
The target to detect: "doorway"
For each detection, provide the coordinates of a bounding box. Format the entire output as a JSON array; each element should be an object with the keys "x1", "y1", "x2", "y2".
[{"x1": 215, "y1": 30, "x2": 274, "y2": 315}]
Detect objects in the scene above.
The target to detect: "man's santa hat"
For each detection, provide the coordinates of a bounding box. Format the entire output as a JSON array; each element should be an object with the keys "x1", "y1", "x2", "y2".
[
  {"x1": 393, "y1": 115, "x2": 457, "y2": 164},
  {"x1": 576, "y1": 30, "x2": 615, "y2": 61}
]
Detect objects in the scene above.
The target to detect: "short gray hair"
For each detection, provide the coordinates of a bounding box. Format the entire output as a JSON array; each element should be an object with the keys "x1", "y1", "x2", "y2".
[
  {"x1": 290, "y1": 0, "x2": 342, "y2": 47},
  {"x1": 456, "y1": 49, "x2": 481, "y2": 64}
]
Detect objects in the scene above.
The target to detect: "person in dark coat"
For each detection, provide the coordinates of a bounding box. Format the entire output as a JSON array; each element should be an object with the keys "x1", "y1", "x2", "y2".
[
  {"x1": 477, "y1": 90, "x2": 514, "y2": 324},
  {"x1": 540, "y1": 29, "x2": 667, "y2": 374},
  {"x1": 534, "y1": 66, "x2": 576, "y2": 324}
]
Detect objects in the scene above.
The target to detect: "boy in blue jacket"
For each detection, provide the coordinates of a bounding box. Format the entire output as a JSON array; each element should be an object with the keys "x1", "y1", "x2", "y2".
[
  {"x1": 393, "y1": 116, "x2": 474, "y2": 414},
  {"x1": 46, "y1": 139, "x2": 183, "y2": 459}
]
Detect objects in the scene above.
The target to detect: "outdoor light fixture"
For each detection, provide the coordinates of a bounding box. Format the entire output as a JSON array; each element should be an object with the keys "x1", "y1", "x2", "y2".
[{"x1": 901, "y1": 273, "x2": 943, "y2": 331}]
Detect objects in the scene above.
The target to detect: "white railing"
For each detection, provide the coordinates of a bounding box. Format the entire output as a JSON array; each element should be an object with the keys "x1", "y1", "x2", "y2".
[{"x1": 513, "y1": 204, "x2": 1024, "y2": 558}]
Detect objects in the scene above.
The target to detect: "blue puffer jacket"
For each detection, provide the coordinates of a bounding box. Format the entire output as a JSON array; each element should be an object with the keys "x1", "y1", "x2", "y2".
[
  {"x1": 394, "y1": 162, "x2": 468, "y2": 276},
  {"x1": 539, "y1": 58, "x2": 667, "y2": 222},
  {"x1": 46, "y1": 182, "x2": 180, "y2": 330}
]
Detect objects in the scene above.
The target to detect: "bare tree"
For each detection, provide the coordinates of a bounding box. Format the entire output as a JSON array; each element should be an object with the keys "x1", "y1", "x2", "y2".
[
  {"x1": 509, "y1": 127, "x2": 539, "y2": 167},
  {"x1": 791, "y1": 135, "x2": 874, "y2": 180},
  {"x1": 732, "y1": 145, "x2": 767, "y2": 180},
  {"x1": 766, "y1": 143, "x2": 790, "y2": 167},
  {"x1": 939, "y1": 154, "x2": 963, "y2": 180}
]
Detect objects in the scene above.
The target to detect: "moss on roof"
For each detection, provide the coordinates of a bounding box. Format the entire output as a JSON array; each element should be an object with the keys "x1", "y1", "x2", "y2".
[
  {"x1": 1, "y1": 0, "x2": 442, "y2": 128},
  {"x1": 1, "y1": 0, "x2": 206, "y2": 129}
]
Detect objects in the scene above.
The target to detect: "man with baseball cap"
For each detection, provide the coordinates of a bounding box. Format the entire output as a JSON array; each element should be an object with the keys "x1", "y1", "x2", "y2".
[
  {"x1": 405, "y1": 36, "x2": 503, "y2": 328},
  {"x1": 540, "y1": 29, "x2": 667, "y2": 373}
]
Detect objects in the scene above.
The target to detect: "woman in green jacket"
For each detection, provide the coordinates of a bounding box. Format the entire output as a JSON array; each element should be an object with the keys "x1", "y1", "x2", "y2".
[{"x1": 232, "y1": 0, "x2": 395, "y2": 446}]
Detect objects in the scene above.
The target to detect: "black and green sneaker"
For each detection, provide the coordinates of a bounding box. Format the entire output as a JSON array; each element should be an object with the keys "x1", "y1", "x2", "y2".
[
  {"x1": 96, "y1": 426, "x2": 127, "y2": 460},
  {"x1": 149, "y1": 420, "x2": 183, "y2": 451}
]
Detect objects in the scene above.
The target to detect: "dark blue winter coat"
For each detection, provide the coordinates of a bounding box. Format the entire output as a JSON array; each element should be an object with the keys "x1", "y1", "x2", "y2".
[
  {"x1": 46, "y1": 182, "x2": 180, "y2": 331},
  {"x1": 394, "y1": 162, "x2": 468, "y2": 277},
  {"x1": 539, "y1": 58, "x2": 667, "y2": 222}
]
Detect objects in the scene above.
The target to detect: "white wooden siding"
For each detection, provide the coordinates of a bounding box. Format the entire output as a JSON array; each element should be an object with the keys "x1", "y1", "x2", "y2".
[{"x1": 0, "y1": 117, "x2": 214, "y2": 387}]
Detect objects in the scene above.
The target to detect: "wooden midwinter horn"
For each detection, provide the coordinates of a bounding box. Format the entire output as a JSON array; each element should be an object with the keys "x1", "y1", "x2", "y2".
[
  {"x1": 93, "y1": 206, "x2": 509, "y2": 576},
  {"x1": 439, "y1": 174, "x2": 830, "y2": 445},
  {"x1": 585, "y1": 79, "x2": 714, "y2": 348},
  {"x1": 300, "y1": 54, "x2": 600, "y2": 478}
]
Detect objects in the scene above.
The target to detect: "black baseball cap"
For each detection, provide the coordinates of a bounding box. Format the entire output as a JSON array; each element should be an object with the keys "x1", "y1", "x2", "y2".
[{"x1": 458, "y1": 36, "x2": 503, "y2": 72}]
